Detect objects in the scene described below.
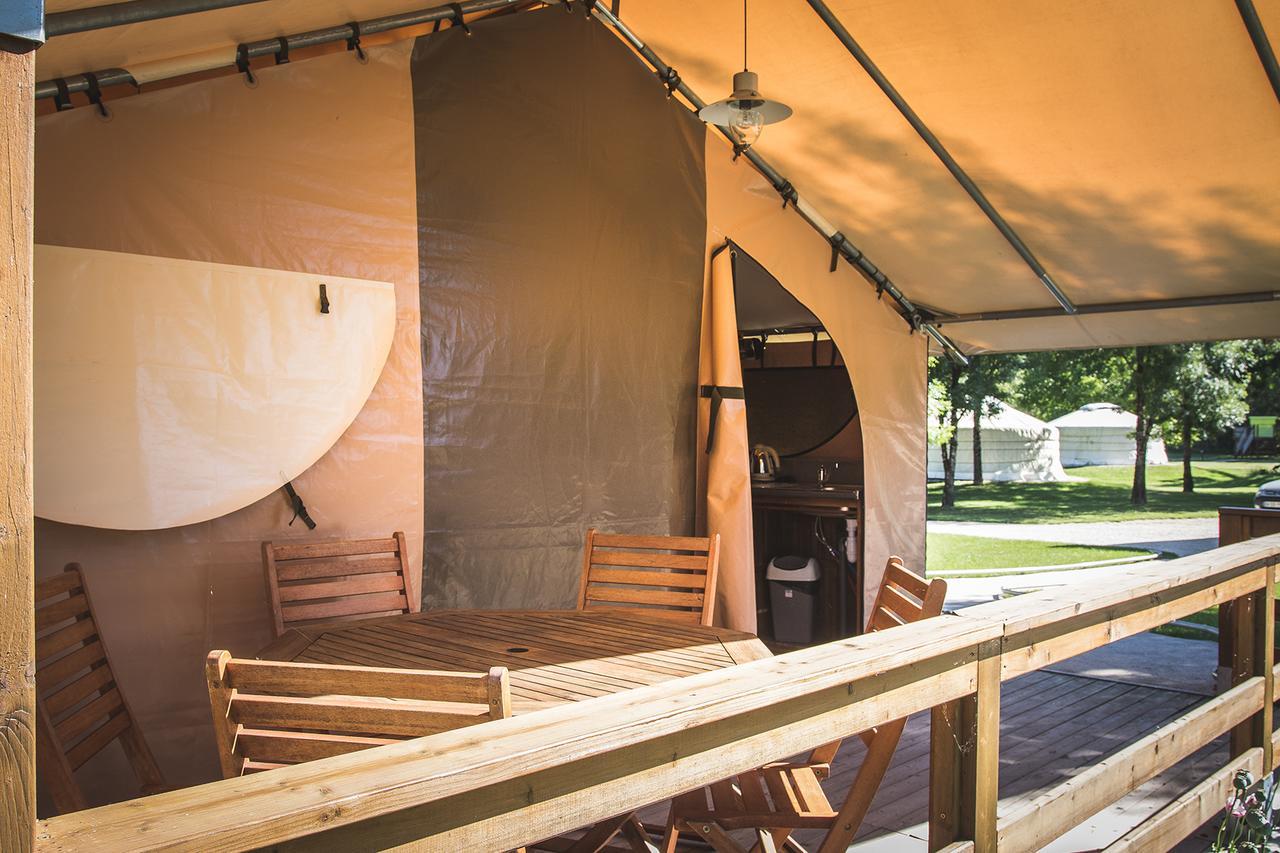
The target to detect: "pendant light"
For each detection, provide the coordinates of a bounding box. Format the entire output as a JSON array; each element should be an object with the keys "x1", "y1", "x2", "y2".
[{"x1": 698, "y1": 0, "x2": 792, "y2": 149}]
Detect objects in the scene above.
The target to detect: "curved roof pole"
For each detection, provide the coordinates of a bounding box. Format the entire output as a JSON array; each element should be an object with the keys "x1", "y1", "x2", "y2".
[
  {"x1": 804, "y1": 0, "x2": 1077, "y2": 315},
  {"x1": 1235, "y1": 0, "x2": 1280, "y2": 106}
]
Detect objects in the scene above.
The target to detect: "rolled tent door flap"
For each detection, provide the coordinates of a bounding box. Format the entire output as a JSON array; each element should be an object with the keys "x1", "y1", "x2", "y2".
[
  {"x1": 697, "y1": 246, "x2": 756, "y2": 632},
  {"x1": 34, "y1": 244, "x2": 397, "y2": 530}
]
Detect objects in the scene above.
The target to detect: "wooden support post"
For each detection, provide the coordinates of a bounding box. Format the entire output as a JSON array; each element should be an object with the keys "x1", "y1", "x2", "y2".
[
  {"x1": 0, "y1": 38, "x2": 35, "y2": 853},
  {"x1": 1229, "y1": 574, "x2": 1274, "y2": 763},
  {"x1": 929, "y1": 639, "x2": 1001, "y2": 853}
]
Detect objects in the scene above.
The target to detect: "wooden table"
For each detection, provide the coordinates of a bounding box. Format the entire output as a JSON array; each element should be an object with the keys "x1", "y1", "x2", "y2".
[{"x1": 258, "y1": 609, "x2": 771, "y2": 715}]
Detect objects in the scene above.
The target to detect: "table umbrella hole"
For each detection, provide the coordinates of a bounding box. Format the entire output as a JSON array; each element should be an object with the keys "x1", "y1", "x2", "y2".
[{"x1": 507, "y1": 647, "x2": 529, "y2": 653}]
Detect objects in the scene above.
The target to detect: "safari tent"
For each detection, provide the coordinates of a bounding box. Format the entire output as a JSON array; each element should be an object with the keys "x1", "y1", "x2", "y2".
[
  {"x1": 927, "y1": 398, "x2": 1068, "y2": 483},
  {"x1": 3, "y1": 1, "x2": 1280, "y2": 851}
]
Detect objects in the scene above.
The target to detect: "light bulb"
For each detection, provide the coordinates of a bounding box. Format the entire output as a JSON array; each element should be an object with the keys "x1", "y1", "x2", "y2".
[{"x1": 729, "y1": 107, "x2": 764, "y2": 148}]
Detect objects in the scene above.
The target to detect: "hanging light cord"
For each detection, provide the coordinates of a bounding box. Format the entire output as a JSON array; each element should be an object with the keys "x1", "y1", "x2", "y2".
[{"x1": 743, "y1": 0, "x2": 748, "y2": 71}]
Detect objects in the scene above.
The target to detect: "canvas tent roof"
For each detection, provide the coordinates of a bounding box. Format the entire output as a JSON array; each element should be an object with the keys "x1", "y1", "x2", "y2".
[
  {"x1": 34, "y1": 0, "x2": 1280, "y2": 355},
  {"x1": 1050, "y1": 402, "x2": 1143, "y2": 430}
]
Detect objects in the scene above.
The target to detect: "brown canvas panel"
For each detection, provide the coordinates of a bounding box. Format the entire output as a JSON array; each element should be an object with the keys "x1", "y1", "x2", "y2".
[{"x1": 411, "y1": 9, "x2": 707, "y2": 610}]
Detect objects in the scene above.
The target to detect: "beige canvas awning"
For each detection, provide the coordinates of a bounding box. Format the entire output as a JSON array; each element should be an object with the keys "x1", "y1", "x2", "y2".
[{"x1": 35, "y1": 0, "x2": 1280, "y2": 353}]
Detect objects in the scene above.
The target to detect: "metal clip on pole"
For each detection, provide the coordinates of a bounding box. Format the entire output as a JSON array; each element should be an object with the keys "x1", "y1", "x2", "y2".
[
  {"x1": 447, "y1": 3, "x2": 472, "y2": 35},
  {"x1": 235, "y1": 44, "x2": 256, "y2": 86},
  {"x1": 345, "y1": 21, "x2": 367, "y2": 63}
]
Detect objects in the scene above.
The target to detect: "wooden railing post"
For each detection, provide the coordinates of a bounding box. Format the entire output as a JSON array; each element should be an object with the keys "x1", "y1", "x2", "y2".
[
  {"x1": 0, "y1": 32, "x2": 36, "y2": 853},
  {"x1": 930, "y1": 638, "x2": 1001, "y2": 852},
  {"x1": 1229, "y1": 563, "x2": 1275, "y2": 765}
]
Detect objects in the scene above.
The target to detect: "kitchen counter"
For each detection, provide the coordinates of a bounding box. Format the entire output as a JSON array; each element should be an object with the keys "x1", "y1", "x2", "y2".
[{"x1": 751, "y1": 480, "x2": 862, "y2": 517}]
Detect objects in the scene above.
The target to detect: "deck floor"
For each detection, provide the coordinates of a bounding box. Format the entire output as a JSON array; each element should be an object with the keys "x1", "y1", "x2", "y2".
[{"x1": 632, "y1": 669, "x2": 1223, "y2": 851}]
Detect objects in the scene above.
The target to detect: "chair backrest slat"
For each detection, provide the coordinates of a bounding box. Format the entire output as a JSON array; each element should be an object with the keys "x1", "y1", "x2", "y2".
[
  {"x1": 578, "y1": 529, "x2": 721, "y2": 626},
  {"x1": 34, "y1": 564, "x2": 167, "y2": 814},
  {"x1": 806, "y1": 557, "x2": 946, "y2": 771},
  {"x1": 206, "y1": 653, "x2": 511, "y2": 778},
  {"x1": 262, "y1": 531, "x2": 418, "y2": 637}
]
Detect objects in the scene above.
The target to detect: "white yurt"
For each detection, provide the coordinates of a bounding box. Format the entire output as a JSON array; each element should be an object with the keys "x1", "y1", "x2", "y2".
[
  {"x1": 928, "y1": 398, "x2": 1069, "y2": 482},
  {"x1": 1049, "y1": 402, "x2": 1169, "y2": 467}
]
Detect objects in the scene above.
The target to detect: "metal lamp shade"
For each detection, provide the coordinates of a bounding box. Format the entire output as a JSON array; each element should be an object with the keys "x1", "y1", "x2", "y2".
[{"x1": 698, "y1": 70, "x2": 793, "y2": 125}]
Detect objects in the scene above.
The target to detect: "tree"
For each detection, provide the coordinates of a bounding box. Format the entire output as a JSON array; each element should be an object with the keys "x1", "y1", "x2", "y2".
[
  {"x1": 929, "y1": 358, "x2": 966, "y2": 508},
  {"x1": 963, "y1": 355, "x2": 1020, "y2": 485},
  {"x1": 1160, "y1": 342, "x2": 1250, "y2": 492}
]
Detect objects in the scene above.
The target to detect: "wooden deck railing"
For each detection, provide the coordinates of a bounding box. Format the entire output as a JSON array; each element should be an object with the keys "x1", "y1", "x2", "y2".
[{"x1": 35, "y1": 533, "x2": 1280, "y2": 853}]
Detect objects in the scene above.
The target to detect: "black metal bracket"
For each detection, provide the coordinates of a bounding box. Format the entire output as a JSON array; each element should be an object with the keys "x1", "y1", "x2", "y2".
[
  {"x1": 319, "y1": 283, "x2": 330, "y2": 314},
  {"x1": 583, "y1": 0, "x2": 599, "y2": 16},
  {"x1": 732, "y1": 142, "x2": 748, "y2": 162},
  {"x1": 273, "y1": 37, "x2": 290, "y2": 65},
  {"x1": 777, "y1": 180, "x2": 798, "y2": 210},
  {"x1": 52, "y1": 77, "x2": 72, "y2": 112},
  {"x1": 448, "y1": 3, "x2": 472, "y2": 35},
  {"x1": 658, "y1": 66, "x2": 680, "y2": 99},
  {"x1": 345, "y1": 21, "x2": 367, "y2": 62},
  {"x1": 82, "y1": 72, "x2": 108, "y2": 118},
  {"x1": 235, "y1": 43, "x2": 256, "y2": 85},
  {"x1": 829, "y1": 232, "x2": 846, "y2": 272}
]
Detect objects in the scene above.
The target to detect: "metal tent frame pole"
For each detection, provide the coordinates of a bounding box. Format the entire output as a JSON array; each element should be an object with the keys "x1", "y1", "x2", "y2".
[
  {"x1": 589, "y1": 4, "x2": 968, "y2": 364},
  {"x1": 804, "y1": 0, "x2": 1077, "y2": 316},
  {"x1": 46, "y1": 0, "x2": 270, "y2": 38},
  {"x1": 1235, "y1": 0, "x2": 1280, "y2": 106},
  {"x1": 30, "y1": 0, "x2": 969, "y2": 362},
  {"x1": 35, "y1": 0, "x2": 523, "y2": 100},
  {"x1": 935, "y1": 289, "x2": 1280, "y2": 325}
]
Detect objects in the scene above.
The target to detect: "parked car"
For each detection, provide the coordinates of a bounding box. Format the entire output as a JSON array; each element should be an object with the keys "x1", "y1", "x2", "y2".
[{"x1": 1257, "y1": 479, "x2": 1280, "y2": 510}]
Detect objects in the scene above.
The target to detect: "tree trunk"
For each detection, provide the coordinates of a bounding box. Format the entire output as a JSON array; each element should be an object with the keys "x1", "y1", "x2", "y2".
[
  {"x1": 942, "y1": 411, "x2": 959, "y2": 508},
  {"x1": 1181, "y1": 416, "x2": 1194, "y2": 493},
  {"x1": 972, "y1": 412, "x2": 984, "y2": 485},
  {"x1": 1131, "y1": 349, "x2": 1148, "y2": 506}
]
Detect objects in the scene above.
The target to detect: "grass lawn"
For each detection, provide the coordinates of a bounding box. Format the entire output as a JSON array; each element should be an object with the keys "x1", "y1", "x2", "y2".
[
  {"x1": 926, "y1": 532, "x2": 1151, "y2": 576},
  {"x1": 928, "y1": 459, "x2": 1279, "y2": 524}
]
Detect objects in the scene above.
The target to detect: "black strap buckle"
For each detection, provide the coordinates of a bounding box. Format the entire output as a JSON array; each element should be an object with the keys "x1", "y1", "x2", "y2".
[
  {"x1": 699, "y1": 385, "x2": 746, "y2": 454},
  {"x1": 274, "y1": 37, "x2": 290, "y2": 65},
  {"x1": 346, "y1": 21, "x2": 367, "y2": 62},
  {"x1": 448, "y1": 3, "x2": 472, "y2": 35},
  {"x1": 236, "y1": 44, "x2": 256, "y2": 85},
  {"x1": 282, "y1": 482, "x2": 317, "y2": 530}
]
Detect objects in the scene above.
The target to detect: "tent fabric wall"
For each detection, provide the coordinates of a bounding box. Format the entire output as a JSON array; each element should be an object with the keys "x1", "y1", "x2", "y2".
[
  {"x1": 412, "y1": 9, "x2": 706, "y2": 611},
  {"x1": 32, "y1": 41, "x2": 424, "y2": 804},
  {"x1": 704, "y1": 138, "x2": 928, "y2": 613},
  {"x1": 926, "y1": 398, "x2": 1068, "y2": 483}
]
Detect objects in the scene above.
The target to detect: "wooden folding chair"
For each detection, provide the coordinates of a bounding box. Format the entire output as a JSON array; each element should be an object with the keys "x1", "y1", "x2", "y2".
[
  {"x1": 660, "y1": 558, "x2": 947, "y2": 853},
  {"x1": 579, "y1": 530, "x2": 721, "y2": 626},
  {"x1": 34, "y1": 564, "x2": 168, "y2": 814},
  {"x1": 262, "y1": 531, "x2": 418, "y2": 637},
  {"x1": 205, "y1": 653, "x2": 512, "y2": 777}
]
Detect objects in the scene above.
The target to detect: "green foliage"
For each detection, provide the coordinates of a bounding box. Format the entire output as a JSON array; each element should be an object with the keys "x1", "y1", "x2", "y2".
[
  {"x1": 1246, "y1": 339, "x2": 1280, "y2": 416},
  {"x1": 1212, "y1": 769, "x2": 1279, "y2": 851}
]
